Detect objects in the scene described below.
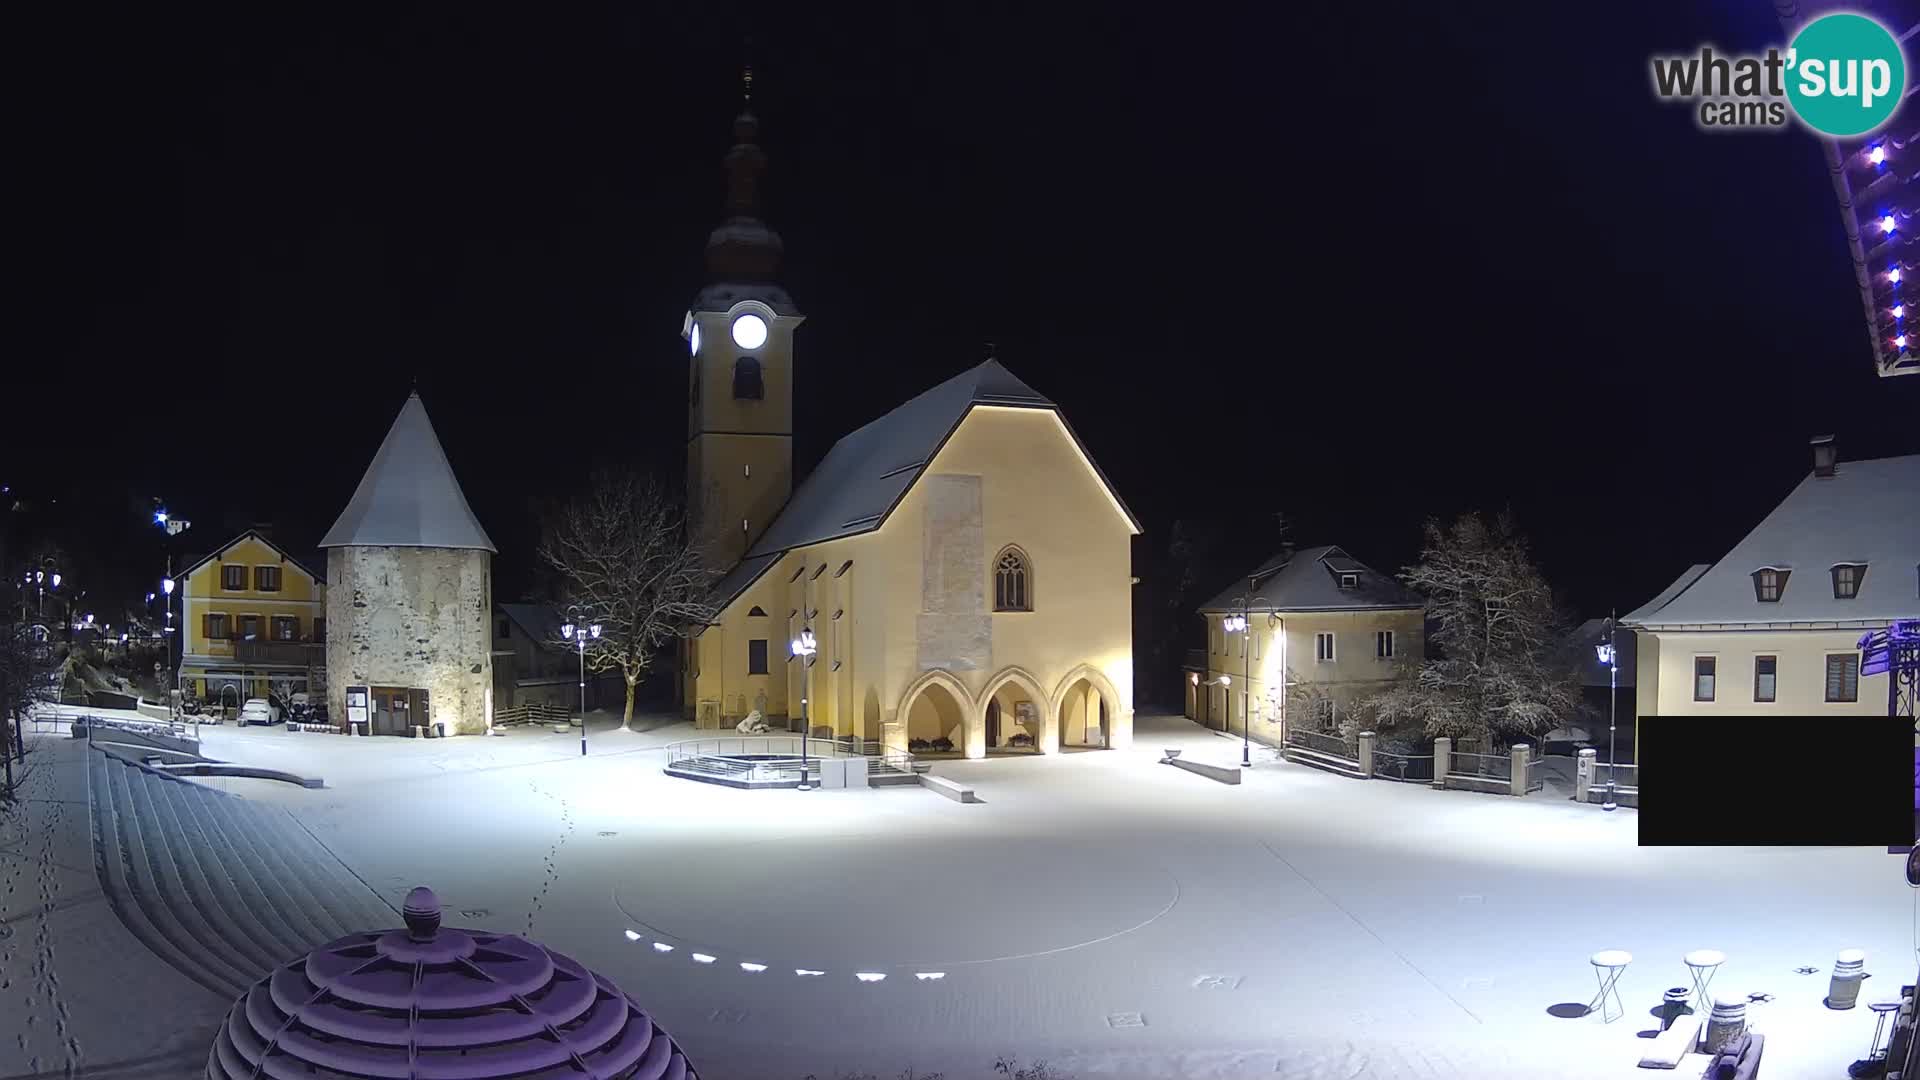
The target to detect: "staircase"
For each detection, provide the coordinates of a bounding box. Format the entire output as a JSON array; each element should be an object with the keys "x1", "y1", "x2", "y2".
[
  {"x1": 86, "y1": 745, "x2": 399, "y2": 1001},
  {"x1": 1281, "y1": 744, "x2": 1368, "y2": 779}
]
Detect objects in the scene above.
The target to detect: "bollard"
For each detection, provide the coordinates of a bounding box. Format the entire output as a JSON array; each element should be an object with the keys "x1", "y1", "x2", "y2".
[
  {"x1": 1576, "y1": 748, "x2": 1596, "y2": 802},
  {"x1": 1357, "y1": 731, "x2": 1375, "y2": 778},
  {"x1": 1828, "y1": 949, "x2": 1866, "y2": 1009},
  {"x1": 1661, "y1": 987, "x2": 1691, "y2": 1031},
  {"x1": 1433, "y1": 737, "x2": 1451, "y2": 789},
  {"x1": 1509, "y1": 743, "x2": 1530, "y2": 797},
  {"x1": 1704, "y1": 993, "x2": 1747, "y2": 1054}
]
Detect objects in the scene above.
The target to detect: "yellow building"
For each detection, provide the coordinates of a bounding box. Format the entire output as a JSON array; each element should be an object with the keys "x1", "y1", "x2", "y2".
[
  {"x1": 677, "y1": 102, "x2": 1141, "y2": 757},
  {"x1": 1624, "y1": 440, "x2": 1918, "y2": 755},
  {"x1": 176, "y1": 529, "x2": 327, "y2": 707},
  {"x1": 1191, "y1": 546, "x2": 1425, "y2": 746}
]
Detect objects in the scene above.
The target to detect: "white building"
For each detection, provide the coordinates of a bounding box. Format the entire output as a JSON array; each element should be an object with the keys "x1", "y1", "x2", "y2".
[{"x1": 1623, "y1": 438, "x2": 1919, "y2": 749}]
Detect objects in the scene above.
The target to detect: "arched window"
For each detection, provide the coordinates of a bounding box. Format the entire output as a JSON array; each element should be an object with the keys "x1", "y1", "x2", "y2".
[
  {"x1": 732, "y1": 356, "x2": 764, "y2": 400},
  {"x1": 993, "y1": 547, "x2": 1032, "y2": 611}
]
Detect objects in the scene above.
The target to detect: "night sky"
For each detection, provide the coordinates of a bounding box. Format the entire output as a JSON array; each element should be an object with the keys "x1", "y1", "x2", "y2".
[{"x1": 12, "y1": 4, "x2": 1918, "y2": 683}]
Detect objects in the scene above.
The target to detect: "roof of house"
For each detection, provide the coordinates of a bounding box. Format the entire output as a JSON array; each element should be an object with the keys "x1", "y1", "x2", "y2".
[
  {"x1": 175, "y1": 529, "x2": 326, "y2": 586},
  {"x1": 1569, "y1": 617, "x2": 1637, "y2": 687},
  {"x1": 1622, "y1": 453, "x2": 1920, "y2": 628},
  {"x1": 705, "y1": 359, "x2": 1141, "y2": 613},
  {"x1": 319, "y1": 393, "x2": 497, "y2": 553},
  {"x1": 1196, "y1": 545, "x2": 1424, "y2": 614},
  {"x1": 496, "y1": 603, "x2": 564, "y2": 647}
]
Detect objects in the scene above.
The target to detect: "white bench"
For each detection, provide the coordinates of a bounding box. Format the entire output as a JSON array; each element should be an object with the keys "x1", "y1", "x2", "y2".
[
  {"x1": 1169, "y1": 757, "x2": 1242, "y2": 785},
  {"x1": 1638, "y1": 1017, "x2": 1701, "y2": 1069},
  {"x1": 919, "y1": 774, "x2": 978, "y2": 803}
]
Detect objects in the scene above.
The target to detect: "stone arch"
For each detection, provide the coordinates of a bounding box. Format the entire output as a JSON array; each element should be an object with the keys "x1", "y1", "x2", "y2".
[
  {"x1": 1051, "y1": 664, "x2": 1128, "y2": 751},
  {"x1": 899, "y1": 669, "x2": 976, "y2": 757},
  {"x1": 980, "y1": 665, "x2": 1052, "y2": 753}
]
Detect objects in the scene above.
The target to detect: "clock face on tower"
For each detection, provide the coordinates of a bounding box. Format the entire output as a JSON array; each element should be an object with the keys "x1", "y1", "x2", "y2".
[{"x1": 731, "y1": 313, "x2": 768, "y2": 350}]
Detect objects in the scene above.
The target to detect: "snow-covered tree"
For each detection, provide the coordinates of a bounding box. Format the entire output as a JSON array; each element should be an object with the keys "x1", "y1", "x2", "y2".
[
  {"x1": 0, "y1": 620, "x2": 54, "y2": 805},
  {"x1": 536, "y1": 470, "x2": 718, "y2": 728},
  {"x1": 1361, "y1": 512, "x2": 1581, "y2": 746}
]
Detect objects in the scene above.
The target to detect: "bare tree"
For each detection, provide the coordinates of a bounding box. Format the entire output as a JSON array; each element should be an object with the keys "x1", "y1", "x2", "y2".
[
  {"x1": 1361, "y1": 512, "x2": 1582, "y2": 746},
  {"x1": 0, "y1": 620, "x2": 54, "y2": 806},
  {"x1": 537, "y1": 470, "x2": 718, "y2": 728}
]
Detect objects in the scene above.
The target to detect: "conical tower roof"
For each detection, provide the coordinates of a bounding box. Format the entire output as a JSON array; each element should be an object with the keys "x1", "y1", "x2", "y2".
[{"x1": 319, "y1": 393, "x2": 497, "y2": 552}]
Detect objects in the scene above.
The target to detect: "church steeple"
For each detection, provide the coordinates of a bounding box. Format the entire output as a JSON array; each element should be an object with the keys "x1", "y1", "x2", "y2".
[{"x1": 705, "y1": 64, "x2": 782, "y2": 283}]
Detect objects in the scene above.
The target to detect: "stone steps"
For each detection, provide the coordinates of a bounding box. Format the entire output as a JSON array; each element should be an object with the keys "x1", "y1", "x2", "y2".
[
  {"x1": 85, "y1": 747, "x2": 399, "y2": 1002},
  {"x1": 1282, "y1": 745, "x2": 1369, "y2": 779}
]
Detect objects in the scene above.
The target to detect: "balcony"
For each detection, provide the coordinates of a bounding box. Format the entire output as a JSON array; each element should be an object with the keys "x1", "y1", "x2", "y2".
[{"x1": 234, "y1": 639, "x2": 326, "y2": 667}]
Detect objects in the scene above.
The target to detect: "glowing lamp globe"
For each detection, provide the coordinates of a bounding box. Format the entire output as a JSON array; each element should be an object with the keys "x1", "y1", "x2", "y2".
[
  {"x1": 1885, "y1": 215, "x2": 1899, "y2": 233},
  {"x1": 206, "y1": 886, "x2": 698, "y2": 1079},
  {"x1": 1896, "y1": 305, "x2": 1906, "y2": 319},
  {"x1": 730, "y1": 313, "x2": 768, "y2": 350},
  {"x1": 1872, "y1": 145, "x2": 1887, "y2": 165},
  {"x1": 1892, "y1": 268, "x2": 1903, "y2": 283},
  {"x1": 689, "y1": 322, "x2": 702, "y2": 356},
  {"x1": 163, "y1": 577, "x2": 175, "y2": 595}
]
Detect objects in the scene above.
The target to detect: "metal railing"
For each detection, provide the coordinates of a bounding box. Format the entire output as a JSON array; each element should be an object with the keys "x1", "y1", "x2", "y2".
[
  {"x1": 1371, "y1": 750, "x2": 1435, "y2": 783},
  {"x1": 1447, "y1": 750, "x2": 1511, "y2": 789},
  {"x1": 1522, "y1": 756, "x2": 1546, "y2": 793},
  {"x1": 1591, "y1": 761, "x2": 1639, "y2": 800},
  {"x1": 664, "y1": 736, "x2": 861, "y2": 763},
  {"x1": 1286, "y1": 728, "x2": 1358, "y2": 760}
]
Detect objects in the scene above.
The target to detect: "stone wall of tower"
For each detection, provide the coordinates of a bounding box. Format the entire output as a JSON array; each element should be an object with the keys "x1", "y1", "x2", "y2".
[{"x1": 325, "y1": 546, "x2": 493, "y2": 735}]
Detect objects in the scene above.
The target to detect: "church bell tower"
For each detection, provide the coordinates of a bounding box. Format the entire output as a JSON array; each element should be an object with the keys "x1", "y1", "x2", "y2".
[{"x1": 685, "y1": 66, "x2": 803, "y2": 567}]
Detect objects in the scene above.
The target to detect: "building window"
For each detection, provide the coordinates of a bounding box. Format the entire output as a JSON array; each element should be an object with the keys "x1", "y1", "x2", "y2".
[
  {"x1": 1693, "y1": 656, "x2": 1716, "y2": 701},
  {"x1": 254, "y1": 565, "x2": 282, "y2": 592},
  {"x1": 1751, "y1": 568, "x2": 1789, "y2": 602},
  {"x1": 1375, "y1": 630, "x2": 1395, "y2": 659},
  {"x1": 221, "y1": 564, "x2": 246, "y2": 591},
  {"x1": 1314, "y1": 698, "x2": 1337, "y2": 730},
  {"x1": 1831, "y1": 563, "x2": 1866, "y2": 599},
  {"x1": 747, "y1": 606, "x2": 767, "y2": 617},
  {"x1": 1338, "y1": 573, "x2": 1358, "y2": 590},
  {"x1": 993, "y1": 547, "x2": 1032, "y2": 611},
  {"x1": 747, "y1": 639, "x2": 769, "y2": 675},
  {"x1": 732, "y1": 355, "x2": 764, "y2": 399},
  {"x1": 1315, "y1": 632, "x2": 1335, "y2": 662},
  {"x1": 205, "y1": 613, "x2": 230, "y2": 640},
  {"x1": 1754, "y1": 655, "x2": 1776, "y2": 703},
  {"x1": 272, "y1": 616, "x2": 299, "y2": 641},
  {"x1": 238, "y1": 615, "x2": 261, "y2": 641},
  {"x1": 1825, "y1": 653, "x2": 1860, "y2": 702},
  {"x1": 314, "y1": 618, "x2": 326, "y2": 643}
]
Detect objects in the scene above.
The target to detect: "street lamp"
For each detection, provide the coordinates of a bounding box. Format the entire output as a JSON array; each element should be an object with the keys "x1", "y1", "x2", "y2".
[
  {"x1": 560, "y1": 611, "x2": 601, "y2": 758},
  {"x1": 1595, "y1": 612, "x2": 1619, "y2": 812},
  {"x1": 1223, "y1": 577, "x2": 1283, "y2": 768},
  {"x1": 791, "y1": 627, "x2": 817, "y2": 790}
]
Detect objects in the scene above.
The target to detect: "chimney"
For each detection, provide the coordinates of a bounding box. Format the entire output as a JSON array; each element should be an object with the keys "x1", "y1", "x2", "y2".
[{"x1": 1810, "y1": 435, "x2": 1838, "y2": 478}]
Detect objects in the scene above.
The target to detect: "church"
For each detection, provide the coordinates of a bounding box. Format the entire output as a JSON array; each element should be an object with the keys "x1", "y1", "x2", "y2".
[{"x1": 678, "y1": 91, "x2": 1140, "y2": 758}]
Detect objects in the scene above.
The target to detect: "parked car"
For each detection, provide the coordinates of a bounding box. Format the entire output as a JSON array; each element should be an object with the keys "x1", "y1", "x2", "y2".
[{"x1": 239, "y1": 698, "x2": 280, "y2": 726}]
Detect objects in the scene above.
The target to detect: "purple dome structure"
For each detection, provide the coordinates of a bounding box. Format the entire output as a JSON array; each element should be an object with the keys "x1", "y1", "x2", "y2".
[{"x1": 208, "y1": 887, "x2": 696, "y2": 1079}]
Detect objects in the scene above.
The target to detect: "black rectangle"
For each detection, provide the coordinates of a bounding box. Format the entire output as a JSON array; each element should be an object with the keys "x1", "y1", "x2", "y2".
[{"x1": 1638, "y1": 715, "x2": 1909, "y2": 846}]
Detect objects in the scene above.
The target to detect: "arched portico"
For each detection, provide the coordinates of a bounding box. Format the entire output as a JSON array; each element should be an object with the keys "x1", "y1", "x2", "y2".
[
  {"x1": 1051, "y1": 664, "x2": 1128, "y2": 751},
  {"x1": 899, "y1": 669, "x2": 977, "y2": 758},
  {"x1": 979, "y1": 666, "x2": 1052, "y2": 754}
]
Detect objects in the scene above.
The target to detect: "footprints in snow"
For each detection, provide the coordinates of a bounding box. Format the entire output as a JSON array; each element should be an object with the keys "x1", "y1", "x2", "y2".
[{"x1": 525, "y1": 779, "x2": 575, "y2": 938}]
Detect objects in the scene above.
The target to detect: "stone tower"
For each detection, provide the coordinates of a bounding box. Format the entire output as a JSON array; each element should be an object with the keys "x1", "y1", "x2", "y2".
[
  {"x1": 319, "y1": 392, "x2": 496, "y2": 736},
  {"x1": 685, "y1": 70, "x2": 805, "y2": 567}
]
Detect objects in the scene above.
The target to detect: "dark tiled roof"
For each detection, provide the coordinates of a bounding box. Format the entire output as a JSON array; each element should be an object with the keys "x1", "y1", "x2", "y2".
[
  {"x1": 705, "y1": 359, "x2": 1140, "y2": 614},
  {"x1": 1197, "y1": 545, "x2": 1424, "y2": 614},
  {"x1": 175, "y1": 529, "x2": 327, "y2": 586},
  {"x1": 497, "y1": 603, "x2": 564, "y2": 646}
]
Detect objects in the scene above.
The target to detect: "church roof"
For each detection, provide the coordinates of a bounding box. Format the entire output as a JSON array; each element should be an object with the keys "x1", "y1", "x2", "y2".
[
  {"x1": 706, "y1": 359, "x2": 1140, "y2": 613},
  {"x1": 319, "y1": 393, "x2": 497, "y2": 553},
  {"x1": 1196, "y1": 545, "x2": 1424, "y2": 614},
  {"x1": 1622, "y1": 452, "x2": 1920, "y2": 628}
]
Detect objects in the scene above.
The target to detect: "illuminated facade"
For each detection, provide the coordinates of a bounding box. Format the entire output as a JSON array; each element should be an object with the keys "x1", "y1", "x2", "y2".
[
  {"x1": 678, "y1": 97, "x2": 1141, "y2": 756},
  {"x1": 176, "y1": 529, "x2": 326, "y2": 705}
]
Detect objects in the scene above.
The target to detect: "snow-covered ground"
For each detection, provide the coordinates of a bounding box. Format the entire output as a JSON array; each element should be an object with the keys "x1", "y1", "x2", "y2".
[{"x1": 6, "y1": 710, "x2": 1910, "y2": 1078}]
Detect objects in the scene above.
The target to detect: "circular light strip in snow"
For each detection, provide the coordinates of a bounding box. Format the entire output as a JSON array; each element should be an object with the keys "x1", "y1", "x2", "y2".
[
  {"x1": 855, "y1": 972, "x2": 886, "y2": 982},
  {"x1": 740, "y1": 962, "x2": 768, "y2": 973},
  {"x1": 623, "y1": 929, "x2": 641, "y2": 942},
  {"x1": 731, "y1": 313, "x2": 768, "y2": 350},
  {"x1": 651, "y1": 942, "x2": 674, "y2": 953},
  {"x1": 691, "y1": 953, "x2": 716, "y2": 964}
]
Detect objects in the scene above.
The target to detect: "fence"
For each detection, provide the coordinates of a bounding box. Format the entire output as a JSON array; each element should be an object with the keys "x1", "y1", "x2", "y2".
[
  {"x1": 664, "y1": 735, "x2": 861, "y2": 764},
  {"x1": 1286, "y1": 728, "x2": 1357, "y2": 759},
  {"x1": 1371, "y1": 749, "x2": 1436, "y2": 783},
  {"x1": 492, "y1": 701, "x2": 572, "y2": 728},
  {"x1": 1589, "y1": 761, "x2": 1639, "y2": 806},
  {"x1": 1445, "y1": 750, "x2": 1512, "y2": 792}
]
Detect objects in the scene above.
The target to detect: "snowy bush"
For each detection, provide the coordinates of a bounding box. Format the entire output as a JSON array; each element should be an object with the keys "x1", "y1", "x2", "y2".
[
  {"x1": 1008, "y1": 732, "x2": 1034, "y2": 748},
  {"x1": 908, "y1": 738, "x2": 930, "y2": 751},
  {"x1": 931, "y1": 737, "x2": 954, "y2": 753}
]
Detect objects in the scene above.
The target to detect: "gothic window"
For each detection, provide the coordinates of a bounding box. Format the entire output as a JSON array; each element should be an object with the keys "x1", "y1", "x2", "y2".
[
  {"x1": 993, "y1": 547, "x2": 1032, "y2": 611},
  {"x1": 732, "y1": 356, "x2": 764, "y2": 400}
]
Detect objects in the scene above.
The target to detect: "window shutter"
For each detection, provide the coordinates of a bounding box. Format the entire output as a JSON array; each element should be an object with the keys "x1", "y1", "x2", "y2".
[{"x1": 203, "y1": 613, "x2": 212, "y2": 638}]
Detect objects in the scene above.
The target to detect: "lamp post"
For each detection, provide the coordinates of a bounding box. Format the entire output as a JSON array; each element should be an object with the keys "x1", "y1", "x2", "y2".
[
  {"x1": 1223, "y1": 578, "x2": 1282, "y2": 768},
  {"x1": 1595, "y1": 611, "x2": 1618, "y2": 812},
  {"x1": 791, "y1": 627, "x2": 817, "y2": 790},
  {"x1": 163, "y1": 570, "x2": 181, "y2": 732},
  {"x1": 560, "y1": 610, "x2": 601, "y2": 758}
]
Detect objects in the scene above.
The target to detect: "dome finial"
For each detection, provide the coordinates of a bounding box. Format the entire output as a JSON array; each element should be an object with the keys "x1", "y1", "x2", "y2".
[{"x1": 402, "y1": 886, "x2": 441, "y2": 941}]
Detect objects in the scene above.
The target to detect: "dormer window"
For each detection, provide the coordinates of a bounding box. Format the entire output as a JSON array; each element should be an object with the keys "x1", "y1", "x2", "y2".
[
  {"x1": 1751, "y1": 567, "x2": 1789, "y2": 602},
  {"x1": 1337, "y1": 573, "x2": 1358, "y2": 590},
  {"x1": 1830, "y1": 563, "x2": 1866, "y2": 599}
]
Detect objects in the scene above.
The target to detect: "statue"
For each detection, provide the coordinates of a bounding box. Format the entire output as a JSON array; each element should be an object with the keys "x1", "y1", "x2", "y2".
[{"x1": 736, "y1": 710, "x2": 771, "y2": 734}]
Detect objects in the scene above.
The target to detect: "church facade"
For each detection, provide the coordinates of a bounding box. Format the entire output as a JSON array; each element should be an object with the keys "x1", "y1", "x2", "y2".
[{"x1": 678, "y1": 98, "x2": 1140, "y2": 758}]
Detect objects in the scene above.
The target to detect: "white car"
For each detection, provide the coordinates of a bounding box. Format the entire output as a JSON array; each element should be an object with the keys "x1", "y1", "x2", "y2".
[{"x1": 239, "y1": 698, "x2": 279, "y2": 726}]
